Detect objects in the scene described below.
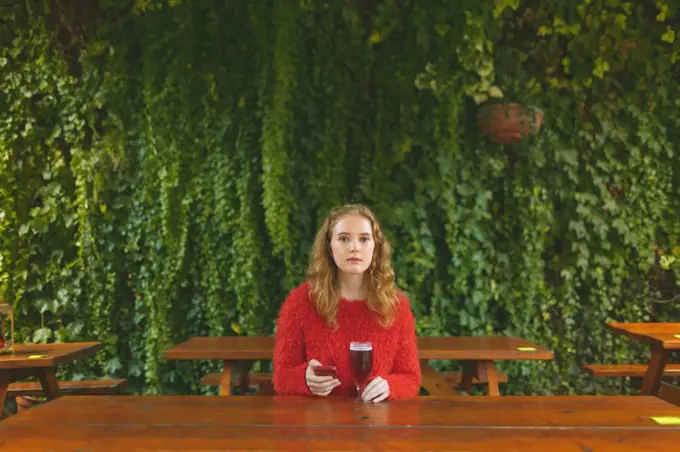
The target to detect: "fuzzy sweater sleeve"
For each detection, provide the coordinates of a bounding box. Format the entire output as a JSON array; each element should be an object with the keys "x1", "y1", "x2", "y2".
[
  {"x1": 272, "y1": 284, "x2": 313, "y2": 396},
  {"x1": 385, "y1": 294, "x2": 422, "y2": 400}
]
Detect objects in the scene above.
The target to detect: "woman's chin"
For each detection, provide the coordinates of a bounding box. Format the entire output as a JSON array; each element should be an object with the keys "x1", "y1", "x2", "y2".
[{"x1": 339, "y1": 265, "x2": 368, "y2": 275}]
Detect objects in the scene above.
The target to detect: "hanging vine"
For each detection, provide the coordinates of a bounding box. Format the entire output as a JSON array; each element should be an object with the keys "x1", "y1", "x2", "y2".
[{"x1": 1, "y1": 0, "x2": 679, "y2": 397}]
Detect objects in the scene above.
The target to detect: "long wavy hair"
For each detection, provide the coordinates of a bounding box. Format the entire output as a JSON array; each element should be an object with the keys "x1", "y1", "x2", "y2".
[{"x1": 307, "y1": 204, "x2": 399, "y2": 328}]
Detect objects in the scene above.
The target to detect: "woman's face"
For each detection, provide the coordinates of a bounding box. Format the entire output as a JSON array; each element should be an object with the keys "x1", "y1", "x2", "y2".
[{"x1": 329, "y1": 213, "x2": 375, "y2": 276}]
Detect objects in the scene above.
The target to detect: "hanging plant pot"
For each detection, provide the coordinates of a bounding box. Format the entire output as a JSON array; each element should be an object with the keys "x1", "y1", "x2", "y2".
[{"x1": 477, "y1": 103, "x2": 544, "y2": 144}]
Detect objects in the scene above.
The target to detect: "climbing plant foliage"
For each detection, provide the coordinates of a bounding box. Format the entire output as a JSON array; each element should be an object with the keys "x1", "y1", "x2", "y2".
[{"x1": 1, "y1": 0, "x2": 680, "y2": 395}]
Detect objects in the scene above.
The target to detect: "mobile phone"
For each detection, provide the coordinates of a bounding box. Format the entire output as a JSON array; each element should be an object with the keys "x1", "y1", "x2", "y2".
[{"x1": 314, "y1": 365, "x2": 337, "y2": 378}]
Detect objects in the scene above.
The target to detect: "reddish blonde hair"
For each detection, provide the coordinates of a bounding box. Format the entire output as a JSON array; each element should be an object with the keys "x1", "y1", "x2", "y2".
[{"x1": 307, "y1": 204, "x2": 399, "y2": 328}]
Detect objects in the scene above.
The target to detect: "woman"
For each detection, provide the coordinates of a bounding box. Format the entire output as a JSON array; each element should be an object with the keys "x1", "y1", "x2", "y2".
[{"x1": 273, "y1": 204, "x2": 421, "y2": 402}]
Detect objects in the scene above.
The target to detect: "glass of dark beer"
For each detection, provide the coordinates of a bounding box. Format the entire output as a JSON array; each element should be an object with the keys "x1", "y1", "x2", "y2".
[{"x1": 349, "y1": 341, "x2": 373, "y2": 402}]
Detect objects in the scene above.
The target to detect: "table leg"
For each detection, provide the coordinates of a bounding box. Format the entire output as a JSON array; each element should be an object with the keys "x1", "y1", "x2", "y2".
[
  {"x1": 461, "y1": 362, "x2": 477, "y2": 394},
  {"x1": 0, "y1": 368, "x2": 37, "y2": 415},
  {"x1": 237, "y1": 361, "x2": 254, "y2": 394},
  {"x1": 36, "y1": 368, "x2": 60, "y2": 400},
  {"x1": 475, "y1": 360, "x2": 500, "y2": 396},
  {"x1": 220, "y1": 360, "x2": 235, "y2": 396},
  {"x1": 0, "y1": 372, "x2": 10, "y2": 414},
  {"x1": 641, "y1": 347, "x2": 669, "y2": 395},
  {"x1": 419, "y1": 360, "x2": 458, "y2": 396}
]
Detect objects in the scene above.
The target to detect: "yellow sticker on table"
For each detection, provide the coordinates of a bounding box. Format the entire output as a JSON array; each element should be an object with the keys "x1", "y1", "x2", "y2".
[
  {"x1": 28, "y1": 354, "x2": 48, "y2": 359},
  {"x1": 650, "y1": 416, "x2": 680, "y2": 425},
  {"x1": 516, "y1": 347, "x2": 537, "y2": 351}
]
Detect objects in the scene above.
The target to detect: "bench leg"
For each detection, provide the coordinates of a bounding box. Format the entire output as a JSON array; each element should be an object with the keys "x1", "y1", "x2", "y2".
[
  {"x1": 255, "y1": 381, "x2": 275, "y2": 396},
  {"x1": 36, "y1": 368, "x2": 61, "y2": 400},
  {"x1": 1, "y1": 368, "x2": 37, "y2": 417},
  {"x1": 419, "y1": 360, "x2": 458, "y2": 396},
  {"x1": 15, "y1": 396, "x2": 41, "y2": 414},
  {"x1": 641, "y1": 347, "x2": 669, "y2": 396}
]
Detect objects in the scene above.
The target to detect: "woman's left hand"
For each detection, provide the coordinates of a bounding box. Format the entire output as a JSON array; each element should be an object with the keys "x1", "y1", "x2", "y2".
[{"x1": 361, "y1": 376, "x2": 390, "y2": 403}]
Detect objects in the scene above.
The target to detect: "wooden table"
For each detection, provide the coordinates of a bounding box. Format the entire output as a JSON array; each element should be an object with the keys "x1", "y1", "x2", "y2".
[
  {"x1": 0, "y1": 342, "x2": 103, "y2": 410},
  {"x1": 0, "y1": 395, "x2": 678, "y2": 450},
  {"x1": 163, "y1": 336, "x2": 552, "y2": 396},
  {"x1": 607, "y1": 322, "x2": 680, "y2": 395},
  {"x1": 417, "y1": 336, "x2": 553, "y2": 396}
]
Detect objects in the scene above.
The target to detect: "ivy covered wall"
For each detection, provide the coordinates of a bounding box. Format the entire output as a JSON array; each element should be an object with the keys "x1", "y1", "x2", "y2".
[{"x1": 1, "y1": 0, "x2": 680, "y2": 395}]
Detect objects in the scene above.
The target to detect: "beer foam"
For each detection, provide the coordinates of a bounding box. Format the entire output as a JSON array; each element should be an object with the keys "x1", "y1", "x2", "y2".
[{"x1": 349, "y1": 342, "x2": 372, "y2": 351}]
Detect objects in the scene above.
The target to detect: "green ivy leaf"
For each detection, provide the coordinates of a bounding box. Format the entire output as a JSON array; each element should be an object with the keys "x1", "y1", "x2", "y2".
[
  {"x1": 592, "y1": 58, "x2": 610, "y2": 79},
  {"x1": 614, "y1": 14, "x2": 627, "y2": 28},
  {"x1": 33, "y1": 327, "x2": 53, "y2": 344},
  {"x1": 87, "y1": 41, "x2": 110, "y2": 57},
  {"x1": 493, "y1": 0, "x2": 521, "y2": 19},
  {"x1": 18, "y1": 224, "x2": 29, "y2": 236},
  {"x1": 538, "y1": 26, "x2": 553, "y2": 36},
  {"x1": 656, "y1": 1, "x2": 669, "y2": 22},
  {"x1": 105, "y1": 356, "x2": 122, "y2": 375},
  {"x1": 661, "y1": 27, "x2": 675, "y2": 43},
  {"x1": 488, "y1": 86, "x2": 503, "y2": 98},
  {"x1": 434, "y1": 24, "x2": 450, "y2": 37}
]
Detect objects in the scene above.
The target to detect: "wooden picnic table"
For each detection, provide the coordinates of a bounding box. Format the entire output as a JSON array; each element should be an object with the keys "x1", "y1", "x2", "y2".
[
  {"x1": 607, "y1": 322, "x2": 680, "y2": 396},
  {"x1": 0, "y1": 395, "x2": 678, "y2": 450},
  {"x1": 163, "y1": 336, "x2": 553, "y2": 396},
  {"x1": 0, "y1": 342, "x2": 103, "y2": 410}
]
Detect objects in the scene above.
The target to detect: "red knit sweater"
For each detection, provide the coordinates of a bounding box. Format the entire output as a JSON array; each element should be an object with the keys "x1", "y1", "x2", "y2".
[{"x1": 273, "y1": 282, "x2": 422, "y2": 400}]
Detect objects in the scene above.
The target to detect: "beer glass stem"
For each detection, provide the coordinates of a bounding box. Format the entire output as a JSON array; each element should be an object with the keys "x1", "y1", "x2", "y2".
[{"x1": 354, "y1": 382, "x2": 368, "y2": 403}]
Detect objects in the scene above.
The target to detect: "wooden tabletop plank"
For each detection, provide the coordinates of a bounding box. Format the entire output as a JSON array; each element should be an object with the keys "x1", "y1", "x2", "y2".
[
  {"x1": 0, "y1": 342, "x2": 103, "y2": 369},
  {"x1": 0, "y1": 426, "x2": 678, "y2": 451},
  {"x1": 162, "y1": 336, "x2": 553, "y2": 361},
  {"x1": 163, "y1": 337, "x2": 274, "y2": 360},
  {"x1": 607, "y1": 323, "x2": 680, "y2": 349},
  {"x1": 417, "y1": 336, "x2": 553, "y2": 360},
  {"x1": 2, "y1": 395, "x2": 679, "y2": 430}
]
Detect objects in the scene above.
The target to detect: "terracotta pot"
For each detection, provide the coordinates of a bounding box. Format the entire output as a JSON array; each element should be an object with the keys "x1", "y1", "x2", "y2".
[{"x1": 478, "y1": 103, "x2": 544, "y2": 144}]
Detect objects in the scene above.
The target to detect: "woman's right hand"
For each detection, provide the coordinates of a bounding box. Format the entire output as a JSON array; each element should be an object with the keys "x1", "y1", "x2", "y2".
[{"x1": 306, "y1": 359, "x2": 341, "y2": 396}]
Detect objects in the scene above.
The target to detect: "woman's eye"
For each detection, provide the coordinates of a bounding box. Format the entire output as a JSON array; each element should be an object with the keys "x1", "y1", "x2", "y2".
[
  {"x1": 339, "y1": 237, "x2": 348, "y2": 242},
  {"x1": 360, "y1": 237, "x2": 370, "y2": 242}
]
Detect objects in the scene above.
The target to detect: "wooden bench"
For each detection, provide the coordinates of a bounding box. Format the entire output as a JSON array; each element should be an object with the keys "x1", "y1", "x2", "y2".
[
  {"x1": 580, "y1": 364, "x2": 680, "y2": 378},
  {"x1": 441, "y1": 370, "x2": 509, "y2": 387},
  {"x1": 659, "y1": 382, "x2": 680, "y2": 406},
  {"x1": 7, "y1": 379, "x2": 127, "y2": 397},
  {"x1": 7, "y1": 379, "x2": 127, "y2": 415},
  {"x1": 202, "y1": 372, "x2": 274, "y2": 395}
]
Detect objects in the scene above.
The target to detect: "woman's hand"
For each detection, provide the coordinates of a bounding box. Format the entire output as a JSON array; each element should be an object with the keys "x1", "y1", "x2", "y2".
[
  {"x1": 361, "y1": 376, "x2": 390, "y2": 403},
  {"x1": 305, "y1": 359, "x2": 341, "y2": 396}
]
